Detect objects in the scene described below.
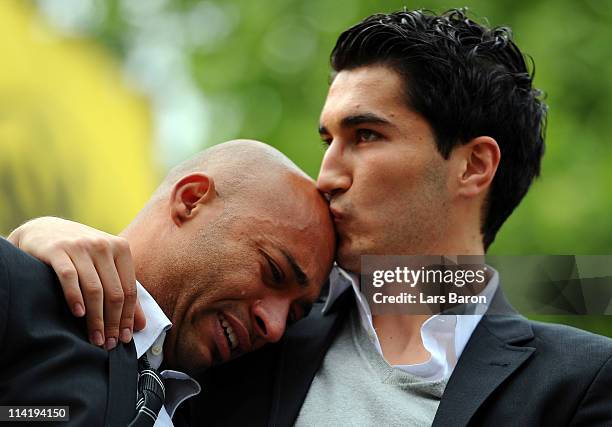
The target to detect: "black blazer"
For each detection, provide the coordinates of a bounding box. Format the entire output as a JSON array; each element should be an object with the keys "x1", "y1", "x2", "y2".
[
  {"x1": 188, "y1": 286, "x2": 612, "y2": 426},
  {"x1": 0, "y1": 238, "x2": 138, "y2": 426}
]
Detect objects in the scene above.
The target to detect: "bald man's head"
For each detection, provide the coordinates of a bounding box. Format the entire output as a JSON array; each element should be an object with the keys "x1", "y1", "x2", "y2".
[
  {"x1": 123, "y1": 140, "x2": 336, "y2": 373},
  {"x1": 151, "y1": 139, "x2": 309, "y2": 209}
]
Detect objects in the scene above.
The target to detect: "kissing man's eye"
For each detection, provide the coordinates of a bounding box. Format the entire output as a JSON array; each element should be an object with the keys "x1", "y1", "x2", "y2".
[{"x1": 356, "y1": 129, "x2": 381, "y2": 143}]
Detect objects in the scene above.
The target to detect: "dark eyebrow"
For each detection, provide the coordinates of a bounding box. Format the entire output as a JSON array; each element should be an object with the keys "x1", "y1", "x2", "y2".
[
  {"x1": 319, "y1": 113, "x2": 395, "y2": 135},
  {"x1": 280, "y1": 249, "x2": 309, "y2": 287}
]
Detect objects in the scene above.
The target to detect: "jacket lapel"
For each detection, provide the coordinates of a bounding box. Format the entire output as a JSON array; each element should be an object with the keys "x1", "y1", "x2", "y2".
[
  {"x1": 105, "y1": 341, "x2": 138, "y2": 426},
  {"x1": 432, "y1": 289, "x2": 535, "y2": 427},
  {"x1": 269, "y1": 289, "x2": 354, "y2": 427}
]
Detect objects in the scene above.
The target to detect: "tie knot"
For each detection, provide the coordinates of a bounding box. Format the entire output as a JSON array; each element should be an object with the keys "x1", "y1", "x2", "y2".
[{"x1": 139, "y1": 354, "x2": 153, "y2": 371}]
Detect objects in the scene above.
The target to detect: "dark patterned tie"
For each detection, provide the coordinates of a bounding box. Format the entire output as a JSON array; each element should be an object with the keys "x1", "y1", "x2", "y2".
[{"x1": 128, "y1": 354, "x2": 166, "y2": 427}]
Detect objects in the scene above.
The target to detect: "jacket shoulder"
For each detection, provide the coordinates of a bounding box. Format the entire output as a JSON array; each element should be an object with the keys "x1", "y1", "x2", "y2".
[
  {"x1": 529, "y1": 319, "x2": 612, "y2": 349},
  {"x1": 0, "y1": 237, "x2": 57, "y2": 282},
  {"x1": 0, "y1": 238, "x2": 62, "y2": 308},
  {"x1": 0, "y1": 238, "x2": 57, "y2": 346},
  {"x1": 527, "y1": 319, "x2": 612, "y2": 371},
  {"x1": 0, "y1": 237, "x2": 68, "y2": 337},
  {"x1": 0, "y1": 238, "x2": 132, "y2": 426}
]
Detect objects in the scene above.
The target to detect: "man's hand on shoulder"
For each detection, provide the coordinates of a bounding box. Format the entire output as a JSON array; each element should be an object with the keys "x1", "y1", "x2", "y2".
[{"x1": 8, "y1": 217, "x2": 146, "y2": 349}]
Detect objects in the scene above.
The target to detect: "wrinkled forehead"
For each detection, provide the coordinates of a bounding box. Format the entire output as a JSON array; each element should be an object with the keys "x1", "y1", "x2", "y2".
[
  {"x1": 251, "y1": 177, "x2": 334, "y2": 281},
  {"x1": 254, "y1": 224, "x2": 334, "y2": 297}
]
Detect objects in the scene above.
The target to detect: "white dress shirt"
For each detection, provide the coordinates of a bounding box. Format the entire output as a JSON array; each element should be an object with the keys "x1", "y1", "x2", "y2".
[
  {"x1": 133, "y1": 283, "x2": 201, "y2": 426},
  {"x1": 322, "y1": 265, "x2": 499, "y2": 381}
]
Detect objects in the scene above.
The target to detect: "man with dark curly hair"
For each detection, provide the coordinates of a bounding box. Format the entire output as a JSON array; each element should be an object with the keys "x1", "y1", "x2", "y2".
[{"x1": 10, "y1": 8, "x2": 612, "y2": 427}]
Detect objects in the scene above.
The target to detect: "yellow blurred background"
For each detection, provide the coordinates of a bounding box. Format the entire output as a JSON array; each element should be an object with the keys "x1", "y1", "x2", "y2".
[{"x1": 0, "y1": 0, "x2": 156, "y2": 233}]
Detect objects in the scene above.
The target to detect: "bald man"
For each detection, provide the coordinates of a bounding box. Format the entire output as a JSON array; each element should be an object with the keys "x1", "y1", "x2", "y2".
[{"x1": 2, "y1": 140, "x2": 335, "y2": 426}]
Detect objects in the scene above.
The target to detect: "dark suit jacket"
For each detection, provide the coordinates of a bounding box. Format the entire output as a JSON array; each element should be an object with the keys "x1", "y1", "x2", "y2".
[
  {"x1": 187, "y1": 285, "x2": 612, "y2": 426},
  {"x1": 0, "y1": 238, "x2": 138, "y2": 426}
]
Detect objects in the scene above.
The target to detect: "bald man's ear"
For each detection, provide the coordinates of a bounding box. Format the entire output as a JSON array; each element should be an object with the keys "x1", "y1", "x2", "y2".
[
  {"x1": 170, "y1": 173, "x2": 217, "y2": 226},
  {"x1": 454, "y1": 136, "x2": 500, "y2": 198}
]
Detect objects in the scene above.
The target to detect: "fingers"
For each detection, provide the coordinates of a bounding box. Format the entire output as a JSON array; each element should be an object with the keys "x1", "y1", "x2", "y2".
[
  {"x1": 67, "y1": 247, "x2": 106, "y2": 347},
  {"x1": 11, "y1": 217, "x2": 140, "y2": 350},
  {"x1": 49, "y1": 251, "x2": 85, "y2": 317},
  {"x1": 59, "y1": 236, "x2": 138, "y2": 350},
  {"x1": 89, "y1": 240, "x2": 125, "y2": 350},
  {"x1": 114, "y1": 238, "x2": 140, "y2": 343},
  {"x1": 6, "y1": 226, "x2": 22, "y2": 246}
]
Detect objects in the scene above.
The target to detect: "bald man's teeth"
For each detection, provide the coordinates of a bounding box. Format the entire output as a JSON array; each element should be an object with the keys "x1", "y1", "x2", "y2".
[
  {"x1": 218, "y1": 313, "x2": 238, "y2": 350},
  {"x1": 228, "y1": 333, "x2": 237, "y2": 349}
]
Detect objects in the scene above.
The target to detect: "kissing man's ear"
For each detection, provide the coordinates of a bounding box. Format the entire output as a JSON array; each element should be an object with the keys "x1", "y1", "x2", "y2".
[{"x1": 455, "y1": 136, "x2": 500, "y2": 198}]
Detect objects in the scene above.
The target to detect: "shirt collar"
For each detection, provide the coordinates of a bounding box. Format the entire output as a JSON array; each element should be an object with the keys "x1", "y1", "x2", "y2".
[
  {"x1": 133, "y1": 282, "x2": 172, "y2": 366},
  {"x1": 133, "y1": 283, "x2": 202, "y2": 419},
  {"x1": 323, "y1": 263, "x2": 500, "y2": 380},
  {"x1": 322, "y1": 264, "x2": 356, "y2": 314}
]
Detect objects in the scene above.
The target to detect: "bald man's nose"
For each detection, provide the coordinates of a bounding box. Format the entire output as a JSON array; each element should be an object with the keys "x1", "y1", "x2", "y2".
[
  {"x1": 317, "y1": 143, "x2": 351, "y2": 197},
  {"x1": 251, "y1": 298, "x2": 289, "y2": 344}
]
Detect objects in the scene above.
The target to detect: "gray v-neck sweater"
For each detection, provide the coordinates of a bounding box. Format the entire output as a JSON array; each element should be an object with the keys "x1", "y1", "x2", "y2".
[{"x1": 295, "y1": 308, "x2": 447, "y2": 426}]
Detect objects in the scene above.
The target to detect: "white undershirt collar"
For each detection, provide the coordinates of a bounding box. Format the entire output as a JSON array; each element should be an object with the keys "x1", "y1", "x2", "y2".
[{"x1": 323, "y1": 264, "x2": 499, "y2": 381}]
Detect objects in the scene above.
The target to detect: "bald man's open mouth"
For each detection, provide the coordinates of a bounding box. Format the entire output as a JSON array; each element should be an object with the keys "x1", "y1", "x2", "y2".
[{"x1": 214, "y1": 311, "x2": 252, "y2": 363}]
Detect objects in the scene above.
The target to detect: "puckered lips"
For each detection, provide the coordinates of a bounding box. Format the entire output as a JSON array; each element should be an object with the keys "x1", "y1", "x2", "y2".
[{"x1": 329, "y1": 205, "x2": 344, "y2": 223}]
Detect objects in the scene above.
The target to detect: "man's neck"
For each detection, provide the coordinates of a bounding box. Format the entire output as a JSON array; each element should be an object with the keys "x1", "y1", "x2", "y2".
[
  {"x1": 120, "y1": 227, "x2": 177, "y2": 320},
  {"x1": 365, "y1": 236, "x2": 486, "y2": 365},
  {"x1": 372, "y1": 314, "x2": 432, "y2": 365}
]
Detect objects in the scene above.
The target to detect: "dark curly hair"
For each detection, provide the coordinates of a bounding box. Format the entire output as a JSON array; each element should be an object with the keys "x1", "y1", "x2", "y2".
[{"x1": 330, "y1": 8, "x2": 547, "y2": 249}]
